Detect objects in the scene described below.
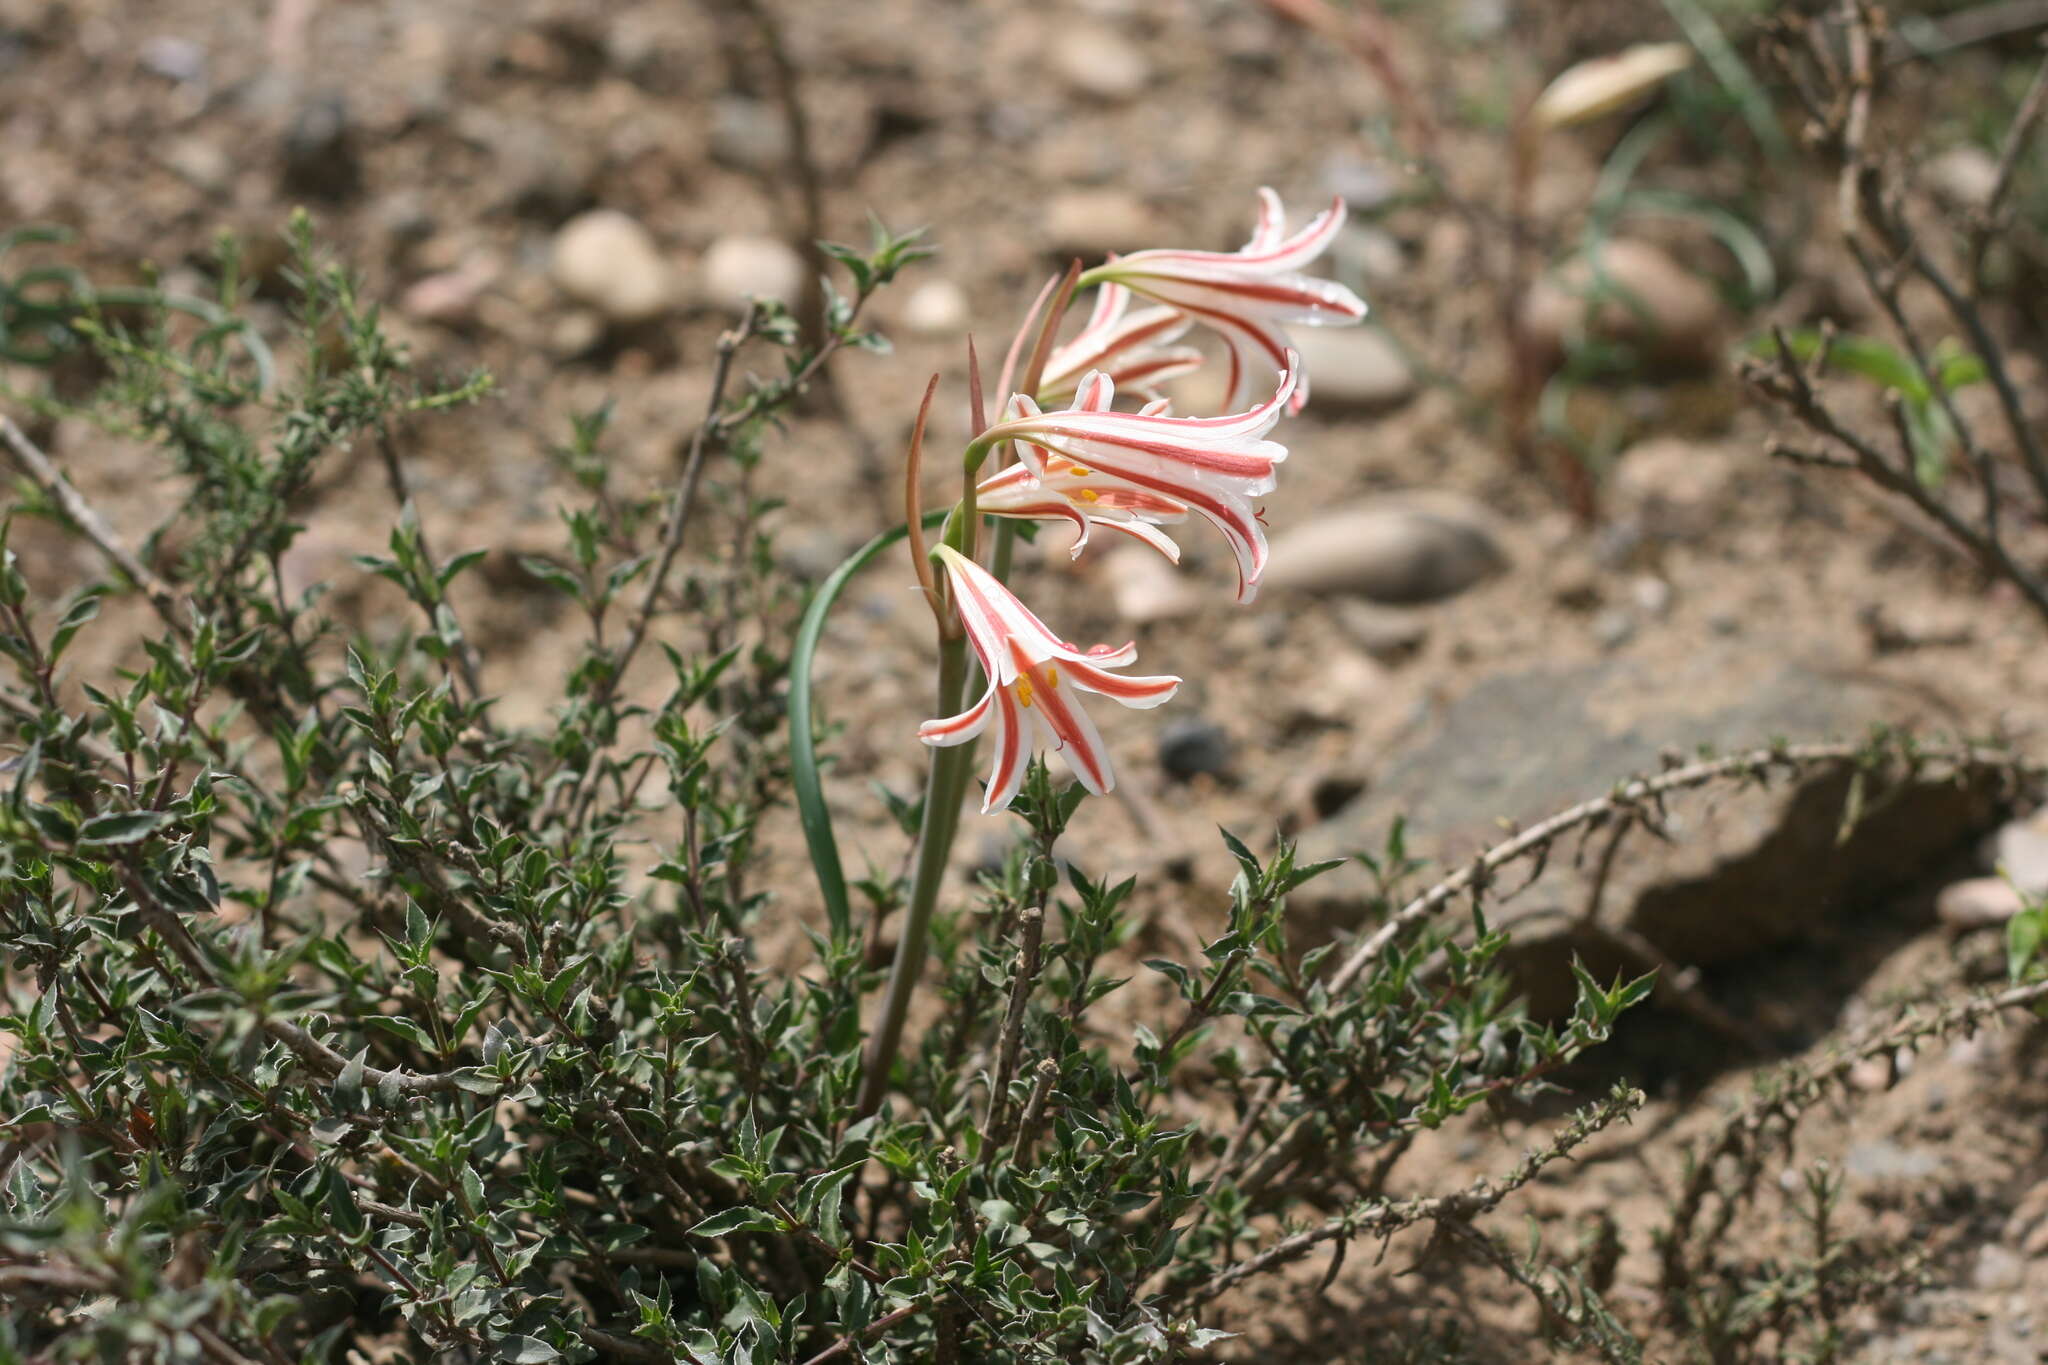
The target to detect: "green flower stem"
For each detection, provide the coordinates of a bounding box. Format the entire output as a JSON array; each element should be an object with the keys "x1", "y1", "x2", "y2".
[
  {"x1": 990, "y1": 519, "x2": 1018, "y2": 583},
  {"x1": 857, "y1": 622, "x2": 975, "y2": 1117},
  {"x1": 856, "y1": 478, "x2": 995, "y2": 1117}
]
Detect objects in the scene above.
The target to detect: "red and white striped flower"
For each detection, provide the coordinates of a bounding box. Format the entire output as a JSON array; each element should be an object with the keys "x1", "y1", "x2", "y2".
[
  {"x1": 919, "y1": 545, "x2": 1180, "y2": 812},
  {"x1": 979, "y1": 359, "x2": 1298, "y2": 603},
  {"x1": 974, "y1": 404, "x2": 1189, "y2": 565},
  {"x1": 1035, "y1": 282, "x2": 1204, "y2": 408},
  {"x1": 1090, "y1": 187, "x2": 1366, "y2": 413}
]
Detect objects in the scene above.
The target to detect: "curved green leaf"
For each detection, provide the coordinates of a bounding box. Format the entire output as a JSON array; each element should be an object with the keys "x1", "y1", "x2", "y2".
[{"x1": 788, "y1": 510, "x2": 948, "y2": 943}]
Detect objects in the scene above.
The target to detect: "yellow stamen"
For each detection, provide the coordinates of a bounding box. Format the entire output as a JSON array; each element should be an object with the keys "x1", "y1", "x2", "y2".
[
  {"x1": 1078, "y1": 489, "x2": 1099, "y2": 503},
  {"x1": 1046, "y1": 666, "x2": 1059, "y2": 689},
  {"x1": 1016, "y1": 677, "x2": 1034, "y2": 709},
  {"x1": 1069, "y1": 465, "x2": 1091, "y2": 477}
]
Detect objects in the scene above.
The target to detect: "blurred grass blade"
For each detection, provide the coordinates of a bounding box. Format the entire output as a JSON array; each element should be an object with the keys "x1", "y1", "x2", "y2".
[
  {"x1": 789, "y1": 509, "x2": 949, "y2": 944},
  {"x1": 1658, "y1": 0, "x2": 1793, "y2": 164},
  {"x1": 1618, "y1": 187, "x2": 1777, "y2": 304}
]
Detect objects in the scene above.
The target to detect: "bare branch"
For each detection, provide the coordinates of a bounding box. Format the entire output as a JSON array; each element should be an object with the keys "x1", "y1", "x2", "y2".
[{"x1": 0, "y1": 415, "x2": 184, "y2": 634}]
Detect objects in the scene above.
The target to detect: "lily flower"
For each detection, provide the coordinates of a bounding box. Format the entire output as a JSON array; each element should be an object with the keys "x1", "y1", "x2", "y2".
[
  {"x1": 919, "y1": 545, "x2": 1180, "y2": 812},
  {"x1": 974, "y1": 413, "x2": 1189, "y2": 565},
  {"x1": 1035, "y1": 282, "x2": 1205, "y2": 408},
  {"x1": 977, "y1": 360, "x2": 1297, "y2": 602},
  {"x1": 1089, "y1": 187, "x2": 1366, "y2": 412}
]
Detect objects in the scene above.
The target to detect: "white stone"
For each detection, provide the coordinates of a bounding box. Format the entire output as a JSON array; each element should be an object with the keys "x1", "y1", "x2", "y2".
[
  {"x1": 548, "y1": 210, "x2": 674, "y2": 324},
  {"x1": 701, "y1": 235, "x2": 806, "y2": 315},
  {"x1": 1925, "y1": 145, "x2": 2000, "y2": 213},
  {"x1": 1052, "y1": 24, "x2": 1151, "y2": 101},
  {"x1": 1101, "y1": 545, "x2": 1202, "y2": 623},
  {"x1": 901, "y1": 280, "x2": 970, "y2": 337},
  {"x1": 1262, "y1": 495, "x2": 1505, "y2": 603},
  {"x1": 1935, "y1": 876, "x2": 2023, "y2": 930},
  {"x1": 1291, "y1": 327, "x2": 1416, "y2": 411}
]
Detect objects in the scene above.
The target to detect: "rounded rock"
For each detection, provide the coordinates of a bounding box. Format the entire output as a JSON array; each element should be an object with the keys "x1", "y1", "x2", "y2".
[
  {"x1": 1291, "y1": 327, "x2": 1415, "y2": 412},
  {"x1": 701, "y1": 235, "x2": 805, "y2": 315},
  {"x1": 1988, "y1": 810, "x2": 2048, "y2": 895},
  {"x1": 1101, "y1": 545, "x2": 1202, "y2": 623},
  {"x1": 1158, "y1": 718, "x2": 1232, "y2": 782},
  {"x1": 1047, "y1": 189, "x2": 1154, "y2": 256},
  {"x1": 901, "y1": 279, "x2": 970, "y2": 337},
  {"x1": 1610, "y1": 437, "x2": 1736, "y2": 539},
  {"x1": 1924, "y1": 145, "x2": 1999, "y2": 213},
  {"x1": 1936, "y1": 876, "x2": 2023, "y2": 930},
  {"x1": 1261, "y1": 496, "x2": 1506, "y2": 604},
  {"x1": 1521, "y1": 238, "x2": 1728, "y2": 373},
  {"x1": 549, "y1": 210, "x2": 675, "y2": 324},
  {"x1": 1052, "y1": 24, "x2": 1151, "y2": 102}
]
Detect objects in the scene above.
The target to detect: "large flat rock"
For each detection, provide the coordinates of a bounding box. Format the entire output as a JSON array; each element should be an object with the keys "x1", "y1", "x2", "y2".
[{"x1": 1297, "y1": 645, "x2": 1998, "y2": 1015}]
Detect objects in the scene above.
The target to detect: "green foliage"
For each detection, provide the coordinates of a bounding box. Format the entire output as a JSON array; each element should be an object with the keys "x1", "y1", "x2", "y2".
[
  {"x1": 1746, "y1": 328, "x2": 1987, "y2": 485},
  {"x1": 0, "y1": 224, "x2": 1658, "y2": 1362},
  {"x1": 2008, "y1": 888, "x2": 2048, "y2": 983}
]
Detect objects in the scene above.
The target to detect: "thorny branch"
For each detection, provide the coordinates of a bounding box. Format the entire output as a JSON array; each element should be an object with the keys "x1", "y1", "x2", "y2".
[
  {"x1": 1661, "y1": 974, "x2": 2048, "y2": 1294},
  {"x1": 1181, "y1": 1084, "x2": 1644, "y2": 1308},
  {"x1": 1221, "y1": 737, "x2": 2036, "y2": 1192}
]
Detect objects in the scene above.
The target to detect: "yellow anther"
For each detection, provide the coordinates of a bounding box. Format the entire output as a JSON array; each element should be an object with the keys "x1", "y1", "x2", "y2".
[
  {"x1": 1045, "y1": 666, "x2": 1059, "y2": 689},
  {"x1": 1069, "y1": 465, "x2": 1091, "y2": 477},
  {"x1": 1016, "y1": 677, "x2": 1034, "y2": 709},
  {"x1": 1078, "y1": 489, "x2": 1100, "y2": 503}
]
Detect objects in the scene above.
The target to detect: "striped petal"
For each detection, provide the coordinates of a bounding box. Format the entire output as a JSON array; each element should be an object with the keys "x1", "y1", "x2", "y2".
[
  {"x1": 1093, "y1": 189, "x2": 1364, "y2": 413},
  {"x1": 923, "y1": 546, "x2": 1185, "y2": 812}
]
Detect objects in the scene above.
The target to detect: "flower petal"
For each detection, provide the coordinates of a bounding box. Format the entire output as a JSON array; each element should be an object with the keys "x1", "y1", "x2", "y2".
[
  {"x1": 919, "y1": 684, "x2": 996, "y2": 747},
  {"x1": 981, "y1": 681, "x2": 1031, "y2": 812}
]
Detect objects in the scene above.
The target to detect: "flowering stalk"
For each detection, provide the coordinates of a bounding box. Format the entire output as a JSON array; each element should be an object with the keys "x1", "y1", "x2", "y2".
[
  {"x1": 856, "y1": 401, "x2": 1006, "y2": 1117},
  {"x1": 857, "y1": 191, "x2": 1356, "y2": 1115}
]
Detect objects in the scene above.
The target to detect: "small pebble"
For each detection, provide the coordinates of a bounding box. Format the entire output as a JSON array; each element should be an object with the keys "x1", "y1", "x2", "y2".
[
  {"x1": 1263, "y1": 496, "x2": 1504, "y2": 604},
  {"x1": 549, "y1": 210, "x2": 674, "y2": 324},
  {"x1": 1521, "y1": 238, "x2": 1728, "y2": 373},
  {"x1": 701, "y1": 235, "x2": 805, "y2": 314},
  {"x1": 1046, "y1": 189, "x2": 1155, "y2": 255},
  {"x1": 901, "y1": 279, "x2": 969, "y2": 336},
  {"x1": 1102, "y1": 545, "x2": 1202, "y2": 622},
  {"x1": 1290, "y1": 327, "x2": 1415, "y2": 412},
  {"x1": 1924, "y1": 144, "x2": 1999, "y2": 213},
  {"x1": 1975, "y1": 1244, "x2": 2026, "y2": 1294},
  {"x1": 1592, "y1": 608, "x2": 1636, "y2": 650},
  {"x1": 1158, "y1": 718, "x2": 1233, "y2": 782},
  {"x1": 1935, "y1": 876, "x2": 2023, "y2": 930},
  {"x1": 709, "y1": 94, "x2": 788, "y2": 170},
  {"x1": 1052, "y1": 24, "x2": 1151, "y2": 101}
]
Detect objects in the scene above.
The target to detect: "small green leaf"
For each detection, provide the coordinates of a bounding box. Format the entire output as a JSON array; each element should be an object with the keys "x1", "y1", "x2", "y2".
[
  {"x1": 688, "y1": 1206, "x2": 781, "y2": 1239},
  {"x1": 74, "y1": 809, "x2": 174, "y2": 847},
  {"x1": 2008, "y1": 902, "x2": 2046, "y2": 983}
]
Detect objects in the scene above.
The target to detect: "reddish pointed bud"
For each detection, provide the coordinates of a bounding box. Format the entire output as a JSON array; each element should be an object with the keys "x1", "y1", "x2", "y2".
[
  {"x1": 967, "y1": 335, "x2": 988, "y2": 441},
  {"x1": 1018, "y1": 258, "x2": 1083, "y2": 405},
  {"x1": 1036, "y1": 282, "x2": 1204, "y2": 407},
  {"x1": 904, "y1": 373, "x2": 948, "y2": 634}
]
